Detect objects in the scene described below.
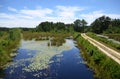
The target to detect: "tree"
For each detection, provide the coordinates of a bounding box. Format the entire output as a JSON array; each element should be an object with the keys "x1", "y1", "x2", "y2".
[
  {"x1": 104, "y1": 19, "x2": 120, "y2": 34},
  {"x1": 55, "y1": 22, "x2": 65, "y2": 31},
  {"x1": 36, "y1": 21, "x2": 53, "y2": 32},
  {"x1": 91, "y1": 19, "x2": 101, "y2": 33},
  {"x1": 65, "y1": 24, "x2": 74, "y2": 33},
  {"x1": 111, "y1": 19, "x2": 120, "y2": 27},
  {"x1": 74, "y1": 19, "x2": 87, "y2": 32},
  {"x1": 91, "y1": 16, "x2": 111, "y2": 34},
  {"x1": 81, "y1": 19, "x2": 87, "y2": 32},
  {"x1": 74, "y1": 19, "x2": 82, "y2": 32}
]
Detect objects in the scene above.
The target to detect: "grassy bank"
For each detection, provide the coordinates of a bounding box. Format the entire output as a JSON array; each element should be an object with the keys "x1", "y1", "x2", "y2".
[
  {"x1": 86, "y1": 32, "x2": 120, "y2": 52},
  {"x1": 74, "y1": 33, "x2": 120, "y2": 79},
  {"x1": 0, "y1": 29, "x2": 21, "y2": 68}
]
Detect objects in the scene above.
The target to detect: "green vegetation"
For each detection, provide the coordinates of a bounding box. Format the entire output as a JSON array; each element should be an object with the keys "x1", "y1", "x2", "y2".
[
  {"x1": 6, "y1": 39, "x2": 72, "y2": 77},
  {"x1": 105, "y1": 34, "x2": 120, "y2": 42},
  {"x1": 91, "y1": 16, "x2": 111, "y2": 34},
  {"x1": 36, "y1": 21, "x2": 74, "y2": 33},
  {"x1": 35, "y1": 19, "x2": 87, "y2": 33},
  {"x1": 0, "y1": 15, "x2": 120, "y2": 79},
  {"x1": 86, "y1": 32, "x2": 120, "y2": 51},
  {"x1": 23, "y1": 31, "x2": 71, "y2": 46},
  {"x1": 74, "y1": 33, "x2": 120, "y2": 79},
  {"x1": 0, "y1": 28, "x2": 21, "y2": 68},
  {"x1": 91, "y1": 16, "x2": 120, "y2": 34},
  {"x1": 73, "y1": 19, "x2": 87, "y2": 32}
]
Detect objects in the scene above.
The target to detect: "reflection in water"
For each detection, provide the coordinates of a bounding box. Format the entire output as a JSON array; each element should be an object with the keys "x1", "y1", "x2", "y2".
[{"x1": 2, "y1": 39, "x2": 93, "y2": 79}]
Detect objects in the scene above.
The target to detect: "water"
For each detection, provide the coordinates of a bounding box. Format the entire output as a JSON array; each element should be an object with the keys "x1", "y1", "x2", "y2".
[
  {"x1": 1, "y1": 39, "x2": 93, "y2": 79},
  {"x1": 97, "y1": 34, "x2": 120, "y2": 44}
]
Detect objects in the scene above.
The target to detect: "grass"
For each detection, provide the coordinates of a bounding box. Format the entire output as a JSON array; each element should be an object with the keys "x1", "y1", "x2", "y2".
[
  {"x1": 86, "y1": 32, "x2": 120, "y2": 52},
  {"x1": 0, "y1": 30, "x2": 21, "y2": 68},
  {"x1": 74, "y1": 32, "x2": 120, "y2": 79},
  {"x1": 22, "y1": 31, "x2": 72, "y2": 46},
  {"x1": 0, "y1": 31, "x2": 71, "y2": 68},
  {"x1": 104, "y1": 34, "x2": 120, "y2": 42}
]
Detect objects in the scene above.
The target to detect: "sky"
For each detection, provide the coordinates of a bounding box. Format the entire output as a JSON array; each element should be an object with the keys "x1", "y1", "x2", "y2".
[{"x1": 0, "y1": 0, "x2": 120, "y2": 28}]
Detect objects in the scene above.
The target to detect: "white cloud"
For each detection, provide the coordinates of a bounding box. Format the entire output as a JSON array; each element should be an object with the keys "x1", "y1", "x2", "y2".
[
  {"x1": 0, "y1": 6, "x2": 84, "y2": 27},
  {"x1": 0, "y1": 7, "x2": 54, "y2": 27},
  {"x1": 80, "y1": 11, "x2": 120, "y2": 25},
  {"x1": 107, "y1": 14, "x2": 120, "y2": 19},
  {"x1": 23, "y1": 6, "x2": 28, "y2": 9},
  {"x1": 18, "y1": 15, "x2": 33, "y2": 19},
  {"x1": 80, "y1": 10, "x2": 104, "y2": 25},
  {"x1": 0, "y1": 19, "x2": 40, "y2": 28},
  {"x1": 0, "y1": 6, "x2": 120, "y2": 27},
  {"x1": 56, "y1": 5, "x2": 84, "y2": 18},
  {"x1": 8, "y1": 7, "x2": 17, "y2": 12},
  {"x1": 0, "y1": 13, "x2": 33, "y2": 19},
  {"x1": 20, "y1": 8, "x2": 53, "y2": 17},
  {"x1": 0, "y1": 13, "x2": 16, "y2": 19},
  {"x1": 40, "y1": 16, "x2": 77, "y2": 23}
]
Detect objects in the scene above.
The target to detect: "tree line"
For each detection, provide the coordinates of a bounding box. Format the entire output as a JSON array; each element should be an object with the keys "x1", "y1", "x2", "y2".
[
  {"x1": 1, "y1": 15, "x2": 119, "y2": 34},
  {"x1": 35, "y1": 16, "x2": 120, "y2": 34},
  {"x1": 91, "y1": 16, "x2": 120, "y2": 34},
  {"x1": 35, "y1": 19, "x2": 87, "y2": 33}
]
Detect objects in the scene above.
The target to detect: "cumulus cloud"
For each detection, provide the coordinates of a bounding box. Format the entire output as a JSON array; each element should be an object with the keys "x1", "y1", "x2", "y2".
[
  {"x1": 0, "y1": 13, "x2": 17, "y2": 19},
  {"x1": 0, "y1": 19, "x2": 40, "y2": 28},
  {"x1": 56, "y1": 5, "x2": 84, "y2": 18},
  {"x1": 0, "y1": 6, "x2": 84, "y2": 27},
  {"x1": 0, "y1": 6, "x2": 120, "y2": 27},
  {"x1": 107, "y1": 14, "x2": 120, "y2": 19},
  {"x1": 8, "y1": 7, "x2": 17, "y2": 12},
  {"x1": 20, "y1": 8, "x2": 53, "y2": 17},
  {"x1": 0, "y1": 6, "x2": 54, "y2": 27},
  {"x1": 80, "y1": 10, "x2": 120, "y2": 25}
]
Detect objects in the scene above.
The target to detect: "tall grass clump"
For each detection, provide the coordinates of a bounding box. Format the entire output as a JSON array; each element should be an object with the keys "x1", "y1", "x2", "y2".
[
  {"x1": 0, "y1": 29, "x2": 21, "y2": 68},
  {"x1": 22, "y1": 31, "x2": 71, "y2": 46}
]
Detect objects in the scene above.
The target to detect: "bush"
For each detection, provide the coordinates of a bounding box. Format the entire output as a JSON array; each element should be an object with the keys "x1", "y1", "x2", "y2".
[{"x1": 0, "y1": 29, "x2": 21, "y2": 67}]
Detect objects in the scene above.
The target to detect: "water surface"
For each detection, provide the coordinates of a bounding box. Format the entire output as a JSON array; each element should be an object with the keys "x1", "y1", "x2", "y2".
[{"x1": 2, "y1": 39, "x2": 93, "y2": 79}]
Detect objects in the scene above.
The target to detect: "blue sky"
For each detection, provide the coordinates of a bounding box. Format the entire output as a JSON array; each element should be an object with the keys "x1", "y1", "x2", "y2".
[{"x1": 0, "y1": 0, "x2": 120, "y2": 27}]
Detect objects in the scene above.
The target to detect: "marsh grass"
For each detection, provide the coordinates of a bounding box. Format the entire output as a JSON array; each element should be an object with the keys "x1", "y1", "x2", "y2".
[
  {"x1": 23, "y1": 31, "x2": 71, "y2": 46},
  {"x1": 104, "y1": 34, "x2": 120, "y2": 42},
  {"x1": 0, "y1": 30, "x2": 21, "y2": 68}
]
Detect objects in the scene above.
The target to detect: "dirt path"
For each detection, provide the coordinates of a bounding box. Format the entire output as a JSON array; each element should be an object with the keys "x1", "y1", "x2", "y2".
[{"x1": 81, "y1": 33, "x2": 120, "y2": 65}]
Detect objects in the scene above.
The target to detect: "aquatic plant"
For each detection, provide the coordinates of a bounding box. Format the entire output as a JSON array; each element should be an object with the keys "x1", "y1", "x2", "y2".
[
  {"x1": 22, "y1": 32, "x2": 71, "y2": 46},
  {"x1": 6, "y1": 39, "x2": 73, "y2": 77}
]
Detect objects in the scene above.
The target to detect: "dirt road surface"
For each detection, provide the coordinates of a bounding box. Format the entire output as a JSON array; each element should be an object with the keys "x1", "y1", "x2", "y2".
[{"x1": 81, "y1": 33, "x2": 120, "y2": 65}]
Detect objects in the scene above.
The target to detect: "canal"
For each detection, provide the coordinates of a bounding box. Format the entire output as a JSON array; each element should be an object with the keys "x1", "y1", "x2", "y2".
[{"x1": 1, "y1": 39, "x2": 93, "y2": 79}]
